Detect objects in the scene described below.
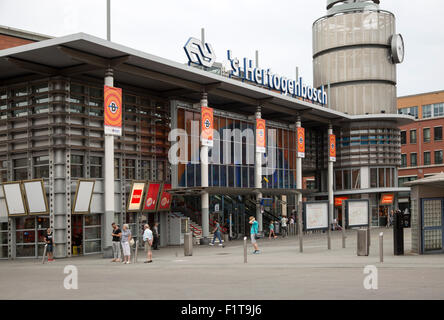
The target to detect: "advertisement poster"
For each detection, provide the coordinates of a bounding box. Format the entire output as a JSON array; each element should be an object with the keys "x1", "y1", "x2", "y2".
[
  {"x1": 72, "y1": 180, "x2": 95, "y2": 214},
  {"x1": 297, "y1": 127, "x2": 305, "y2": 158},
  {"x1": 201, "y1": 106, "x2": 214, "y2": 147},
  {"x1": 23, "y1": 179, "x2": 48, "y2": 215},
  {"x1": 304, "y1": 202, "x2": 329, "y2": 231},
  {"x1": 127, "y1": 182, "x2": 146, "y2": 212},
  {"x1": 143, "y1": 183, "x2": 162, "y2": 212},
  {"x1": 329, "y1": 134, "x2": 336, "y2": 162},
  {"x1": 157, "y1": 183, "x2": 172, "y2": 211},
  {"x1": 104, "y1": 85, "x2": 122, "y2": 136},
  {"x1": 346, "y1": 200, "x2": 369, "y2": 227},
  {"x1": 256, "y1": 119, "x2": 266, "y2": 153},
  {"x1": 2, "y1": 182, "x2": 27, "y2": 216}
]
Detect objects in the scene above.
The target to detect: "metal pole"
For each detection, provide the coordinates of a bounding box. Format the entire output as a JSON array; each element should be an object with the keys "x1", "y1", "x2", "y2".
[
  {"x1": 296, "y1": 116, "x2": 303, "y2": 252},
  {"x1": 201, "y1": 92, "x2": 210, "y2": 244},
  {"x1": 229, "y1": 213, "x2": 233, "y2": 239},
  {"x1": 255, "y1": 50, "x2": 259, "y2": 68},
  {"x1": 104, "y1": 68, "x2": 114, "y2": 257},
  {"x1": 379, "y1": 232, "x2": 384, "y2": 263},
  {"x1": 42, "y1": 244, "x2": 47, "y2": 264},
  {"x1": 201, "y1": 28, "x2": 205, "y2": 45},
  {"x1": 342, "y1": 201, "x2": 346, "y2": 248},
  {"x1": 327, "y1": 124, "x2": 333, "y2": 250},
  {"x1": 243, "y1": 236, "x2": 247, "y2": 263},
  {"x1": 255, "y1": 105, "x2": 263, "y2": 233},
  {"x1": 107, "y1": 0, "x2": 111, "y2": 41}
]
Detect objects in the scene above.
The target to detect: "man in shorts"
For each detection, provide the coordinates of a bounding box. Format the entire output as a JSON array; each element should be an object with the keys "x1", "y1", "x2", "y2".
[
  {"x1": 249, "y1": 216, "x2": 260, "y2": 254},
  {"x1": 142, "y1": 224, "x2": 153, "y2": 263}
]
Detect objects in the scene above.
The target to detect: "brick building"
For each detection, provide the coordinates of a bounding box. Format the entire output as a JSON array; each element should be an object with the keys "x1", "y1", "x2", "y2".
[
  {"x1": 398, "y1": 90, "x2": 444, "y2": 209},
  {"x1": 0, "y1": 25, "x2": 51, "y2": 50}
]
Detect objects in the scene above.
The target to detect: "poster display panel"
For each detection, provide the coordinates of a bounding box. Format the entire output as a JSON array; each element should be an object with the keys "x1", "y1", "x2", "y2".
[
  {"x1": 2, "y1": 182, "x2": 27, "y2": 216},
  {"x1": 303, "y1": 201, "x2": 329, "y2": 231},
  {"x1": 72, "y1": 180, "x2": 95, "y2": 214},
  {"x1": 345, "y1": 199, "x2": 370, "y2": 228},
  {"x1": 127, "y1": 181, "x2": 146, "y2": 212},
  {"x1": 22, "y1": 179, "x2": 48, "y2": 215}
]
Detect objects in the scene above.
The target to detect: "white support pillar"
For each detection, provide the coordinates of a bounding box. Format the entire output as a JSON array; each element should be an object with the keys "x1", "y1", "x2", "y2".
[
  {"x1": 296, "y1": 116, "x2": 303, "y2": 252},
  {"x1": 200, "y1": 92, "x2": 210, "y2": 244},
  {"x1": 103, "y1": 67, "x2": 114, "y2": 257},
  {"x1": 255, "y1": 106, "x2": 263, "y2": 233},
  {"x1": 327, "y1": 124, "x2": 333, "y2": 250}
]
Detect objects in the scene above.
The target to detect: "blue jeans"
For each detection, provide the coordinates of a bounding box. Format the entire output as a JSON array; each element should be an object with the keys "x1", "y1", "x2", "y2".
[{"x1": 212, "y1": 231, "x2": 222, "y2": 244}]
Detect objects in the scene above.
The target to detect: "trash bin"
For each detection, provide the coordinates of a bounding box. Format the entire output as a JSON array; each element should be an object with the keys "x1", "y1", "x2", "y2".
[
  {"x1": 393, "y1": 212, "x2": 404, "y2": 255},
  {"x1": 184, "y1": 232, "x2": 193, "y2": 256},
  {"x1": 357, "y1": 229, "x2": 369, "y2": 256},
  {"x1": 223, "y1": 233, "x2": 229, "y2": 244}
]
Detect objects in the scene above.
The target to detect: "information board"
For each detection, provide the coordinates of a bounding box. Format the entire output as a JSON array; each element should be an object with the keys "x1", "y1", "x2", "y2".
[
  {"x1": 345, "y1": 199, "x2": 369, "y2": 228},
  {"x1": 303, "y1": 201, "x2": 329, "y2": 231},
  {"x1": 127, "y1": 181, "x2": 146, "y2": 212}
]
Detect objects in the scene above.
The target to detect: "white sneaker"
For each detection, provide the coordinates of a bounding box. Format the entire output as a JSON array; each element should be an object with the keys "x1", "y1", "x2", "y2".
[
  {"x1": 218, "y1": 244, "x2": 223, "y2": 246},
  {"x1": 209, "y1": 243, "x2": 214, "y2": 246}
]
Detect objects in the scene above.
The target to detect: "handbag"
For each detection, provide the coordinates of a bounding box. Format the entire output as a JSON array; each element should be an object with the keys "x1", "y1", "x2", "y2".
[{"x1": 129, "y1": 238, "x2": 135, "y2": 246}]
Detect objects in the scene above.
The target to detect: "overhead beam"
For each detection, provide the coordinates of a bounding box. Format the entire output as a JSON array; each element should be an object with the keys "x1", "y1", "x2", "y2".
[
  {"x1": 5, "y1": 57, "x2": 58, "y2": 75},
  {"x1": 58, "y1": 46, "x2": 129, "y2": 67}
]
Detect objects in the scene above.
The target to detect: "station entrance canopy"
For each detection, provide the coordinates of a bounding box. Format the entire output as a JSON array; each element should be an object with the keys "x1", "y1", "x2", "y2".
[
  {"x1": 169, "y1": 186, "x2": 314, "y2": 197},
  {"x1": 0, "y1": 33, "x2": 413, "y2": 126}
]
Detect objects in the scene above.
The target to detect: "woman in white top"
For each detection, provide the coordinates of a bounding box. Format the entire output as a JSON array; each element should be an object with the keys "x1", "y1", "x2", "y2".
[{"x1": 120, "y1": 224, "x2": 132, "y2": 264}]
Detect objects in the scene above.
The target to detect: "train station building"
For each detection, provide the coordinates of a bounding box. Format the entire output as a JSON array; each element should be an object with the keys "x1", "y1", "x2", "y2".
[{"x1": 0, "y1": 0, "x2": 413, "y2": 259}]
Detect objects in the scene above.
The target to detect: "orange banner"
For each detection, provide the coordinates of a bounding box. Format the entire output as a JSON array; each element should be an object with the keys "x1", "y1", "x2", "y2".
[
  {"x1": 297, "y1": 127, "x2": 305, "y2": 158},
  {"x1": 256, "y1": 119, "x2": 266, "y2": 153},
  {"x1": 104, "y1": 85, "x2": 122, "y2": 136},
  {"x1": 157, "y1": 183, "x2": 172, "y2": 211},
  {"x1": 201, "y1": 106, "x2": 214, "y2": 147},
  {"x1": 329, "y1": 134, "x2": 336, "y2": 162},
  {"x1": 380, "y1": 194, "x2": 394, "y2": 205}
]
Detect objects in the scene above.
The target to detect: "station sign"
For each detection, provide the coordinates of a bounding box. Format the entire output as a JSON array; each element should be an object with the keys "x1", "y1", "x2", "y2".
[
  {"x1": 297, "y1": 127, "x2": 305, "y2": 158},
  {"x1": 329, "y1": 134, "x2": 336, "y2": 162},
  {"x1": 201, "y1": 106, "x2": 214, "y2": 147},
  {"x1": 157, "y1": 183, "x2": 172, "y2": 211},
  {"x1": 127, "y1": 181, "x2": 146, "y2": 212},
  {"x1": 104, "y1": 85, "x2": 122, "y2": 136},
  {"x1": 183, "y1": 37, "x2": 328, "y2": 105},
  {"x1": 256, "y1": 119, "x2": 266, "y2": 153},
  {"x1": 143, "y1": 183, "x2": 162, "y2": 212}
]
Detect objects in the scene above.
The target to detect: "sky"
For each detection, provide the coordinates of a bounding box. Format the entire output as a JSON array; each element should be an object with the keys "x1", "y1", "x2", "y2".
[{"x1": 0, "y1": 0, "x2": 443, "y2": 97}]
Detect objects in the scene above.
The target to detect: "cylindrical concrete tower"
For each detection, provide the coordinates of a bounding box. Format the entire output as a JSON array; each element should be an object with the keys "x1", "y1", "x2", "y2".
[{"x1": 313, "y1": 0, "x2": 404, "y2": 115}]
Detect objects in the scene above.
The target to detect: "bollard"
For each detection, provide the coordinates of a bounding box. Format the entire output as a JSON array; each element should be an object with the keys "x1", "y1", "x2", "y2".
[
  {"x1": 243, "y1": 236, "x2": 247, "y2": 264},
  {"x1": 379, "y1": 232, "x2": 383, "y2": 263},
  {"x1": 134, "y1": 240, "x2": 139, "y2": 264},
  {"x1": 42, "y1": 244, "x2": 47, "y2": 264}
]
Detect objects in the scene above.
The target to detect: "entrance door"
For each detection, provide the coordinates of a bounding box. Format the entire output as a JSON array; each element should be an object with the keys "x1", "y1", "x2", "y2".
[
  {"x1": 421, "y1": 198, "x2": 444, "y2": 253},
  {"x1": 71, "y1": 214, "x2": 102, "y2": 255},
  {"x1": 15, "y1": 216, "x2": 49, "y2": 258}
]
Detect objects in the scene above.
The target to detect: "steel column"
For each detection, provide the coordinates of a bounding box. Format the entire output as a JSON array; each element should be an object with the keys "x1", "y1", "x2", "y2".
[
  {"x1": 255, "y1": 106, "x2": 263, "y2": 232},
  {"x1": 327, "y1": 124, "x2": 333, "y2": 250},
  {"x1": 200, "y1": 92, "x2": 210, "y2": 244},
  {"x1": 296, "y1": 116, "x2": 303, "y2": 252}
]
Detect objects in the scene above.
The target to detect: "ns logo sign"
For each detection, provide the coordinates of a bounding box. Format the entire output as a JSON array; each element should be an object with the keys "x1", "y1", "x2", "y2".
[{"x1": 184, "y1": 37, "x2": 216, "y2": 68}]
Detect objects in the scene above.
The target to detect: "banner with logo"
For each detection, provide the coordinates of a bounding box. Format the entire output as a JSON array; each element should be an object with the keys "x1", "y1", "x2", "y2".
[
  {"x1": 256, "y1": 119, "x2": 266, "y2": 153},
  {"x1": 329, "y1": 134, "x2": 336, "y2": 162},
  {"x1": 143, "y1": 183, "x2": 162, "y2": 212},
  {"x1": 201, "y1": 107, "x2": 214, "y2": 147},
  {"x1": 104, "y1": 85, "x2": 122, "y2": 136},
  {"x1": 297, "y1": 127, "x2": 305, "y2": 158},
  {"x1": 127, "y1": 181, "x2": 146, "y2": 212},
  {"x1": 157, "y1": 183, "x2": 172, "y2": 211},
  {"x1": 380, "y1": 194, "x2": 394, "y2": 205}
]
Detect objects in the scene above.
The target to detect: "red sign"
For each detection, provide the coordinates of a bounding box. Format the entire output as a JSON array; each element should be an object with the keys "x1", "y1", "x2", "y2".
[
  {"x1": 256, "y1": 119, "x2": 266, "y2": 153},
  {"x1": 335, "y1": 196, "x2": 349, "y2": 207},
  {"x1": 158, "y1": 183, "x2": 172, "y2": 211},
  {"x1": 143, "y1": 183, "x2": 161, "y2": 212},
  {"x1": 104, "y1": 85, "x2": 122, "y2": 136},
  {"x1": 380, "y1": 194, "x2": 394, "y2": 205},
  {"x1": 297, "y1": 127, "x2": 305, "y2": 158},
  {"x1": 131, "y1": 189, "x2": 142, "y2": 204},
  {"x1": 201, "y1": 107, "x2": 213, "y2": 147},
  {"x1": 329, "y1": 134, "x2": 336, "y2": 162}
]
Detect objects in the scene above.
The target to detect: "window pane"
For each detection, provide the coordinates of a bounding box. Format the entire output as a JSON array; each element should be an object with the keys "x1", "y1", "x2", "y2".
[
  {"x1": 410, "y1": 130, "x2": 417, "y2": 144},
  {"x1": 411, "y1": 153, "x2": 417, "y2": 167},
  {"x1": 435, "y1": 151, "x2": 443, "y2": 165},
  {"x1": 400, "y1": 131, "x2": 406, "y2": 144},
  {"x1": 401, "y1": 154, "x2": 407, "y2": 168},
  {"x1": 424, "y1": 152, "x2": 431, "y2": 165},
  {"x1": 370, "y1": 168, "x2": 377, "y2": 188},
  {"x1": 424, "y1": 128, "x2": 431, "y2": 143},
  {"x1": 423, "y1": 105, "x2": 432, "y2": 118},
  {"x1": 434, "y1": 127, "x2": 443, "y2": 141}
]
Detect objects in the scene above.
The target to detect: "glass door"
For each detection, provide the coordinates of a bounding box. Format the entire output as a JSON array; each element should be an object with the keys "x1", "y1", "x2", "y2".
[
  {"x1": 84, "y1": 214, "x2": 101, "y2": 254},
  {"x1": 15, "y1": 216, "x2": 49, "y2": 258},
  {"x1": 0, "y1": 222, "x2": 8, "y2": 259}
]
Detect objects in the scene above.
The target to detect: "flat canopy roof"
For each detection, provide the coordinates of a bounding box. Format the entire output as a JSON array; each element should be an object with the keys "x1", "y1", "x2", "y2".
[
  {"x1": 405, "y1": 173, "x2": 444, "y2": 188},
  {"x1": 0, "y1": 32, "x2": 414, "y2": 126}
]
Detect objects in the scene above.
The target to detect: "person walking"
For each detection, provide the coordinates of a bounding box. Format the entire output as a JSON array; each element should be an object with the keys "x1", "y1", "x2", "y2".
[
  {"x1": 121, "y1": 224, "x2": 132, "y2": 264},
  {"x1": 268, "y1": 221, "x2": 277, "y2": 239},
  {"x1": 111, "y1": 222, "x2": 122, "y2": 262},
  {"x1": 142, "y1": 224, "x2": 153, "y2": 263},
  {"x1": 249, "y1": 216, "x2": 260, "y2": 254},
  {"x1": 210, "y1": 219, "x2": 224, "y2": 247},
  {"x1": 281, "y1": 216, "x2": 288, "y2": 238},
  {"x1": 388, "y1": 210, "x2": 394, "y2": 228},
  {"x1": 289, "y1": 215, "x2": 295, "y2": 236},
  {"x1": 152, "y1": 222, "x2": 160, "y2": 250},
  {"x1": 44, "y1": 228, "x2": 55, "y2": 262}
]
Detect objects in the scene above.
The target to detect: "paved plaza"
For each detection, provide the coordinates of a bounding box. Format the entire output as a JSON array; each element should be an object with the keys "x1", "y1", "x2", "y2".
[{"x1": 1, "y1": 228, "x2": 444, "y2": 300}]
